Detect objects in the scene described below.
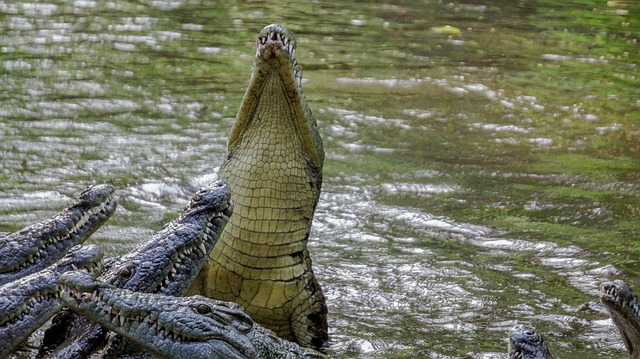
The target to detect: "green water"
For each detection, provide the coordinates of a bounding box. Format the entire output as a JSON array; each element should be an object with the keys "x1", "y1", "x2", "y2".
[{"x1": 1, "y1": 1, "x2": 639, "y2": 357}]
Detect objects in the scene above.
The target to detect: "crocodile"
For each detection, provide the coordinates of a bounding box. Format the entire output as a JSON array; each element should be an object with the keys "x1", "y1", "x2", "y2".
[
  {"x1": 0, "y1": 184, "x2": 116, "y2": 286},
  {"x1": 601, "y1": 280, "x2": 640, "y2": 358},
  {"x1": 190, "y1": 23, "x2": 328, "y2": 349},
  {"x1": 0, "y1": 244, "x2": 103, "y2": 358},
  {"x1": 508, "y1": 324, "x2": 551, "y2": 359},
  {"x1": 60, "y1": 270, "x2": 327, "y2": 359},
  {"x1": 39, "y1": 181, "x2": 232, "y2": 358}
]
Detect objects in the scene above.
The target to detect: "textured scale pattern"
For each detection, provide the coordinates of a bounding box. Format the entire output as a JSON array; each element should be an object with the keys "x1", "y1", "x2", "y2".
[
  {"x1": 209, "y1": 71, "x2": 322, "y2": 343},
  {"x1": 194, "y1": 24, "x2": 328, "y2": 349}
]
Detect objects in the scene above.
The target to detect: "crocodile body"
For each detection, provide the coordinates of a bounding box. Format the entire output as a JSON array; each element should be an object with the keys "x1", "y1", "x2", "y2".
[
  {"x1": 601, "y1": 280, "x2": 640, "y2": 358},
  {"x1": 191, "y1": 23, "x2": 328, "y2": 349},
  {"x1": 0, "y1": 184, "x2": 116, "y2": 286},
  {"x1": 39, "y1": 181, "x2": 232, "y2": 358},
  {"x1": 60, "y1": 271, "x2": 327, "y2": 359},
  {"x1": 508, "y1": 324, "x2": 551, "y2": 359},
  {"x1": 0, "y1": 244, "x2": 103, "y2": 357}
]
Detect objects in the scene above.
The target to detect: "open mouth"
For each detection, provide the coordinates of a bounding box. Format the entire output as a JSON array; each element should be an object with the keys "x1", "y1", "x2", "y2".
[
  {"x1": 158, "y1": 238, "x2": 208, "y2": 289},
  {"x1": 601, "y1": 281, "x2": 640, "y2": 318},
  {"x1": 255, "y1": 24, "x2": 302, "y2": 89},
  {"x1": 258, "y1": 27, "x2": 295, "y2": 56}
]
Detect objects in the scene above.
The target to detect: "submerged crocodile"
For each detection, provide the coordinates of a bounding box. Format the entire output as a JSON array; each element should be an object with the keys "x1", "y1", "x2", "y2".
[
  {"x1": 60, "y1": 270, "x2": 327, "y2": 359},
  {"x1": 601, "y1": 280, "x2": 640, "y2": 358},
  {"x1": 0, "y1": 244, "x2": 103, "y2": 357},
  {"x1": 508, "y1": 324, "x2": 551, "y2": 359},
  {"x1": 0, "y1": 184, "x2": 116, "y2": 286},
  {"x1": 190, "y1": 23, "x2": 328, "y2": 349},
  {"x1": 39, "y1": 181, "x2": 232, "y2": 358}
]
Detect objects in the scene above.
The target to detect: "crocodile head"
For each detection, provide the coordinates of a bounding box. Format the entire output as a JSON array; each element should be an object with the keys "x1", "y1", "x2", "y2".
[
  {"x1": 508, "y1": 324, "x2": 550, "y2": 359},
  {"x1": 0, "y1": 244, "x2": 103, "y2": 357},
  {"x1": 0, "y1": 184, "x2": 116, "y2": 285},
  {"x1": 178, "y1": 181, "x2": 234, "y2": 258},
  {"x1": 601, "y1": 280, "x2": 640, "y2": 357},
  {"x1": 38, "y1": 182, "x2": 233, "y2": 358},
  {"x1": 60, "y1": 271, "x2": 258, "y2": 359},
  {"x1": 111, "y1": 181, "x2": 232, "y2": 295},
  {"x1": 227, "y1": 23, "x2": 324, "y2": 171}
]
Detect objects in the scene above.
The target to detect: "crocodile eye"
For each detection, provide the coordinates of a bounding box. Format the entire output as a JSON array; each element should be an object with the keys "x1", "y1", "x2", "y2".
[
  {"x1": 194, "y1": 303, "x2": 212, "y2": 315},
  {"x1": 118, "y1": 264, "x2": 135, "y2": 279}
]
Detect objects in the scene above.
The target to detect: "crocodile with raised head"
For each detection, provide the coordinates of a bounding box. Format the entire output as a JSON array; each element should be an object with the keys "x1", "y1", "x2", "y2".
[
  {"x1": 190, "y1": 23, "x2": 328, "y2": 349},
  {"x1": 601, "y1": 280, "x2": 640, "y2": 358},
  {"x1": 39, "y1": 181, "x2": 233, "y2": 358},
  {"x1": 508, "y1": 324, "x2": 551, "y2": 359},
  {"x1": 0, "y1": 244, "x2": 103, "y2": 357},
  {"x1": 60, "y1": 270, "x2": 327, "y2": 359},
  {"x1": 0, "y1": 184, "x2": 116, "y2": 286}
]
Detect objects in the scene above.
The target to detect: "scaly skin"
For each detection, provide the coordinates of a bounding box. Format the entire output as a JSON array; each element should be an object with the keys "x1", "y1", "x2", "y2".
[
  {"x1": 191, "y1": 23, "x2": 328, "y2": 349},
  {"x1": 0, "y1": 244, "x2": 103, "y2": 357},
  {"x1": 601, "y1": 280, "x2": 640, "y2": 358},
  {"x1": 0, "y1": 184, "x2": 116, "y2": 286},
  {"x1": 39, "y1": 181, "x2": 232, "y2": 358},
  {"x1": 508, "y1": 324, "x2": 551, "y2": 359},
  {"x1": 60, "y1": 271, "x2": 327, "y2": 359}
]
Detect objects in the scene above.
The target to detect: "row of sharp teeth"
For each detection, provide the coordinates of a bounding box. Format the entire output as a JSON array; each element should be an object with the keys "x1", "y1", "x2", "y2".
[
  {"x1": 67, "y1": 288, "x2": 186, "y2": 342},
  {"x1": 160, "y1": 241, "x2": 207, "y2": 288},
  {"x1": 258, "y1": 31, "x2": 296, "y2": 58},
  {"x1": 6, "y1": 262, "x2": 99, "y2": 323},
  {"x1": 15, "y1": 196, "x2": 113, "y2": 271},
  {"x1": 256, "y1": 31, "x2": 304, "y2": 91},
  {"x1": 605, "y1": 285, "x2": 640, "y2": 317},
  {"x1": 69, "y1": 195, "x2": 114, "y2": 233},
  {"x1": 4, "y1": 291, "x2": 56, "y2": 325}
]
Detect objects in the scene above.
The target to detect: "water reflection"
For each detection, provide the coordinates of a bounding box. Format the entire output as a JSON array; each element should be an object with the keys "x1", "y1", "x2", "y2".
[{"x1": 1, "y1": 0, "x2": 639, "y2": 358}]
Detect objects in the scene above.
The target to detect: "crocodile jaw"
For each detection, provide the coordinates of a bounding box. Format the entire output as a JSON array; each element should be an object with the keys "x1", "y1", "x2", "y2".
[
  {"x1": 601, "y1": 280, "x2": 640, "y2": 357},
  {"x1": 0, "y1": 244, "x2": 102, "y2": 357},
  {"x1": 228, "y1": 23, "x2": 323, "y2": 167},
  {"x1": 0, "y1": 184, "x2": 116, "y2": 283},
  {"x1": 60, "y1": 271, "x2": 257, "y2": 359}
]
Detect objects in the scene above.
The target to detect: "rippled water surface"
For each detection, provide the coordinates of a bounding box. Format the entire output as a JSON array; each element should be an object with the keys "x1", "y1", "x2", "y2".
[{"x1": 1, "y1": 1, "x2": 639, "y2": 358}]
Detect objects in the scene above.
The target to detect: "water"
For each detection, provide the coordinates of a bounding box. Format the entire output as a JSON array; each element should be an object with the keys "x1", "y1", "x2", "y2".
[{"x1": 1, "y1": 1, "x2": 639, "y2": 357}]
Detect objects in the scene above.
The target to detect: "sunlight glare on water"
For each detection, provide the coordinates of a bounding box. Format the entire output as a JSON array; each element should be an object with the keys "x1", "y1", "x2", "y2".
[{"x1": 1, "y1": 0, "x2": 639, "y2": 358}]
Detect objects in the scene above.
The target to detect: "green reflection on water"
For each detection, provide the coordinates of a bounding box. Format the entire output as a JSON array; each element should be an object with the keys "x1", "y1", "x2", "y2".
[{"x1": 0, "y1": 0, "x2": 639, "y2": 357}]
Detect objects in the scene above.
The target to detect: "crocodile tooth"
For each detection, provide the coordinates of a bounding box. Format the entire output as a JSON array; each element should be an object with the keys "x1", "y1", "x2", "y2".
[
  {"x1": 197, "y1": 242, "x2": 206, "y2": 255},
  {"x1": 71, "y1": 264, "x2": 79, "y2": 270},
  {"x1": 119, "y1": 314, "x2": 125, "y2": 327}
]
